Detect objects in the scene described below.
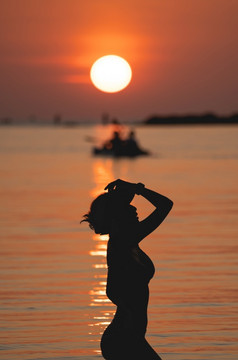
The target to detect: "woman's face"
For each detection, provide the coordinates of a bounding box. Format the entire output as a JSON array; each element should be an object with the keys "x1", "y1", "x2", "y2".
[{"x1": 124, "y1": 204, "x2": 139, "y2": 223}]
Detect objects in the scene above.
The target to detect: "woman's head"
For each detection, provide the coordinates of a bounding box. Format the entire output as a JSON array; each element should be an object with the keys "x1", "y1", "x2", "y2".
[
  {"x1": 81, "y1": 193, "x2": 112, "y2": 234},
  {"x1": 81, "y1": 188, "x2": 135, "y2": 234}
]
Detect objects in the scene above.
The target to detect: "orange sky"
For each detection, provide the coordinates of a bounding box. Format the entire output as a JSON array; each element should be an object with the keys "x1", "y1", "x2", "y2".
[{"x1": 0, "y1": 0, "x2": 237, "y2": 122}]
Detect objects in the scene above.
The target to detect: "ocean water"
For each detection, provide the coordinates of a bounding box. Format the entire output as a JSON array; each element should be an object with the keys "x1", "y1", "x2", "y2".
[{"x1": 0, "y1": 124, "x2": 237, "y2": 360}]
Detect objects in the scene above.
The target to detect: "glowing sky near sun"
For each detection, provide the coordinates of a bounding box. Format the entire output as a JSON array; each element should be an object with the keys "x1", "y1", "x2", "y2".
[{"x1": 0, "y1": 0, "x2": 237, "y2": 121}]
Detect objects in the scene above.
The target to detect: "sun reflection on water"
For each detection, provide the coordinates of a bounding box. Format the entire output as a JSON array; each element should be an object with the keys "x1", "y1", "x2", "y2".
[
  {"x1": 89, "y1": 234, "x2": 109, "y2": 309},
  {"x1": 88, "y1": 232, "x2": 113, "y2": 338},
  {"x1": 90, "y1": 158, "x2": 115, "y2": 198}
]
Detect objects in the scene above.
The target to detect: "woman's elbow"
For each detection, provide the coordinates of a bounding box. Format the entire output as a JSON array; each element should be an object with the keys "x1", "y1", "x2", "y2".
[{"x1": 165, "y1": 199, "x2": 173, "y2": 213}]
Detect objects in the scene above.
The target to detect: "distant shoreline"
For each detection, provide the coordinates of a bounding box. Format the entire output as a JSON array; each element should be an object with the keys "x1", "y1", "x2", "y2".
[
  {"x1": 143, "y1": 113, "x2": 238, "y2": 125},
  {"x1": 1, "y1": 113, "x2": 238, "y2": 126}
]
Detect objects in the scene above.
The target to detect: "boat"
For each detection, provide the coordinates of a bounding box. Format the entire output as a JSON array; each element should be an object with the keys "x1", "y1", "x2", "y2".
[
  {"x1": 92, "y1": 146, "x2": 149, "y2": 157},
  {"x1": 92, "y1": 130, "x2": 150, "y2": 158}
]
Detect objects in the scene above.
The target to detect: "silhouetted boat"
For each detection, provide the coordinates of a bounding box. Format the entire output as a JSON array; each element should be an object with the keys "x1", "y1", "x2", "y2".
[
  {"x1": 92, "y1": 146, "x2": 150, "y2": 158},
  {"x1": 91, "y1": 129, "x2": 150, "y2": 158}
]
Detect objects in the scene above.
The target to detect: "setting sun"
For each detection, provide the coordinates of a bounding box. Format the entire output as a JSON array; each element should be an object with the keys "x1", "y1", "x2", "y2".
[{"x1": 90, "y1": 55, "x2": 132, "y2": 93}]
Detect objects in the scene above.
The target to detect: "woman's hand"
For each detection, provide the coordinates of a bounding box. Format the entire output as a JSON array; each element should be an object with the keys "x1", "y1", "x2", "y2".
[
  {"x1": 105, "y1": 179, "x2": 145, "y2": 196},
  {"x1": 104, "y1": 179, "x2": 136, "y2": 193}
]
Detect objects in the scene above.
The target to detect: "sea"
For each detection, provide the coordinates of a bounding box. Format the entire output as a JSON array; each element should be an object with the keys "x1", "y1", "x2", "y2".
[{"x1": 0, "y1": 124, "x2": 237, "y2": 360}]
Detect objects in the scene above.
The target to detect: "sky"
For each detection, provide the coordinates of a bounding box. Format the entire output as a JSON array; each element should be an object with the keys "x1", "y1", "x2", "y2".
[{"x1": 0, "y1": 0, "x2": 238, "y2": 123}]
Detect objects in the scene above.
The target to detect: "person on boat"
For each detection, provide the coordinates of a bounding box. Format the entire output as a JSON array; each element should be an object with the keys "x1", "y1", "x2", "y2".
[
  {"x1": 109, "y1": 131, "x2": 125, "y2": 156},
  {"x1": 81, "y1": 179, "x2": 173, "y2": 359},
  {"x1": 98, "y1": 130, "x2": 125, "y2": 156},
  {"x1": 125, "y1": 130, "x2": 149, "y2": 156}
]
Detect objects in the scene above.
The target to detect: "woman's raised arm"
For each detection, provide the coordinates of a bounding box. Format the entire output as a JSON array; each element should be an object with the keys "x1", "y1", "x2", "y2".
[{"x1": 136, "y1": 185, "x2": 173, "y2": 241}]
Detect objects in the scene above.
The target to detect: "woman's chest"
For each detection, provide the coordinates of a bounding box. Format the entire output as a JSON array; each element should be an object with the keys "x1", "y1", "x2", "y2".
[
  {"x1": 130, "y1": 247, "x2": 155, "y2": 280},
  {"x1": 107, "y1": 244, "x2": 155, "y2": 282}
]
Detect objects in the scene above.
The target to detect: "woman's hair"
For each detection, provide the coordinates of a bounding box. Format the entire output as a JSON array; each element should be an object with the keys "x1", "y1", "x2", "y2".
[
  {"x1": 81, "y1": 188, "x2": 135, "y2": 234},
  {"x1": 81, "y1": 193, "x2": 115, "y2": 234}
]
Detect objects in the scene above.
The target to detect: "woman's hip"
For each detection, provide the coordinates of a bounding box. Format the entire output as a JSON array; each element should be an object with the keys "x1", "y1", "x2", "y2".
[{"x1": 100, "y1": 324, "x2": 162, "y2": 360}]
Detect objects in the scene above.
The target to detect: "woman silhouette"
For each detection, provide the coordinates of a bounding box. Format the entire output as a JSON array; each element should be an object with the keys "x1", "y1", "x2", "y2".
[{"x1": 82, "y1": 179, "x2": 173, "y2": 360}]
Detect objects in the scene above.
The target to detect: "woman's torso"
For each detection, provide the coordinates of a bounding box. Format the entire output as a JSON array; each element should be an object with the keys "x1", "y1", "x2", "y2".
[{"x1": 106, "y1": 237, "x2": 155, "y2": 336}]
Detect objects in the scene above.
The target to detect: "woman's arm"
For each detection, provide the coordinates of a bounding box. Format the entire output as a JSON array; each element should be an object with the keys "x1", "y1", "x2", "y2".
[{"x1": 136, "y1": 185, "x2": 173, "y2": 241}]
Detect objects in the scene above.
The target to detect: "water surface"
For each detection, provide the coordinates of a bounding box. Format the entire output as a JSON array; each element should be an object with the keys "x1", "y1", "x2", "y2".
[{"x1": 0, "y1": 125, "x2": 238, "y2": 360}]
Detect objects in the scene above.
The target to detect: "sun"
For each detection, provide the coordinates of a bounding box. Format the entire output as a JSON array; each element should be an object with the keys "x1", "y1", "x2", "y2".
[{"x1": 90, "y1": 55, "x2": 132, "y2": 93}]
